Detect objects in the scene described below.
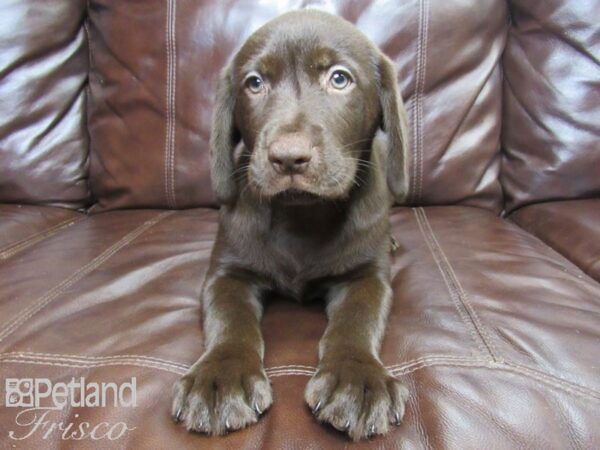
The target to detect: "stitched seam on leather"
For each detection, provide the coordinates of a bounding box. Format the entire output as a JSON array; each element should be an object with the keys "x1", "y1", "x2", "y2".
[
  {"x1": 395, "y1": 361, "x2": 600, "y2": 402},
  {"x1": 409, "y1": 1, "x2": 422, "y2": 202},
  {"x1": 4, "y1": 359, "x2": 598, "y2": 403},
  {"x1": 0, "y1": 355, "x2": 479, "y2": 376},
  {"x1": 499, "y1": 365, "x2": 600, "y2": 402},
  {"x1": 164, "y1": 0, "x2": 172, "y2": 208},
  {"x1": 0, "y1": 354, "x2": 187, "y2": 374},
  {"x1": 170, "y1": 0, "x2": 178, "y2": 207},
  {"x1": 267, "y1": 368, "x2": 315, "y2": 375},
  {"x1": 164, "y1": 0, "x2": 177, "y2": 208},
  {"x1": 391, "y1": 358, "x2": 488, "y2": 374},
  {"x1": 267, "y1": 364, "x2": 317, "y2": 371},
  {"x1": 391, "y1": 361, "x2": 494, "y2": 377},
  {"x1": 267, "y1": 364, "x2": 600, "y2": 402},
  {"x1": 502, "y1": 361, "x2": 600, "y2": 400},
  {"x1": 400, "y1": 360, "x2": 600, "y2": 401},
  {"x1": 417, "y1": 0, "x2": 429, "y2": 201},
  {"x1": 0, "y1": 217, "x2": 84, "y2": 260},
  {"x1": 4, "y1": 357, "x2": 599, "y2": 401},
  {"x1": 265, "y1": 356, "x2": 487, "y2": 376},
  {"x1": 409, "y1": 0, "x2": 429, "y2": 203},
  {"x1": 268, "y1": 371, "x2": 315, "y2": 378},
  {"x1": 413, "y1": 208, "x2": 492, "y2": 358},
  {"x1": 0, "y1": 211, "x2": 173, "y2": 344},
  {"x1": 0, "y1": 355, "x2": 477, "y2": 375},
  {"x1": 0, "y1": 358, "x2": 187, "y2": 376},
  {"x1": 1, "y1": 352, "x2": 188, "y2": 371},
  {"x1": 418, "y1": 208, "x2": 501, "y2": 362},
  {"x1": 386, "y1": 354, "x2": 486, "y2": 371}
]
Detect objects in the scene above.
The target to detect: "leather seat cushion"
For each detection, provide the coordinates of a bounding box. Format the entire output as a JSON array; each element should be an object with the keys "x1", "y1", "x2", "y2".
[
  {"x1": 0, "y1": 205, "x2": 83, "y2": 261},
  {"x1": 510, "y1": 199, "x2": 600, "y2": 282},
  {"x1": 0, "y1": 206, "x2": 598, "y2": 447}
]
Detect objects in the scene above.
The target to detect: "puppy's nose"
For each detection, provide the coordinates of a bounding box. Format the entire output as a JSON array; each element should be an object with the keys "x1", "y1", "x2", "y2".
[{"x1": 268, "y1": 133, "x2": 313, "y2": 175}]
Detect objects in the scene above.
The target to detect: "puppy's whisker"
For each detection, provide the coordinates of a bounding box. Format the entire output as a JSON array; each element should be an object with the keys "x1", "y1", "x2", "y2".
[
  {"x1": 333, "y1": 172, "x2": 350, "y2": 193},
  {"x1": 230, "y1": 164, "x2": 251, "y2": 180},
  {"x1": 355, "y1": 159, "x2": 377, "y2": 168},
  {"x1": 337, "y1": 138, "x2": 373, "y2": 149},
  {"x1": 352, "y1": 172, "x2": 368, "y2": 188},
  {"x1": 340, "y1": 155, "x2": 377, "y2": 172}
]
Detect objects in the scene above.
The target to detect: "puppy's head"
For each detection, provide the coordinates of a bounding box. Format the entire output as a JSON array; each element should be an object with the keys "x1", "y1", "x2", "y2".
[{"x1": 210, "y1": 10, "x2": 408, "y2": 205}]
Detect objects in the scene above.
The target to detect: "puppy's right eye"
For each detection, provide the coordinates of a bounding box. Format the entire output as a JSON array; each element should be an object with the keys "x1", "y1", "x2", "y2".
[
  {"x1": 329, "y1": 70, "x2": 351, "y2": 89},
  {"x1": 245, "y1": 74, "x2": 265, "y2": 94}
]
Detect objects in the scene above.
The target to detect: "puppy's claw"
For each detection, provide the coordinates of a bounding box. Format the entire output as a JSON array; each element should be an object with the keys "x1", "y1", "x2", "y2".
[
  {"x1": 390, "y1": 235, "x2": 400, "y2": 253},
  {"x1": 394, "y1": 411, "x2": 402, "y2": 426},
  {"x1": 344, "y1": 419, "x2": 351, "y2": 431},
  {"x1": 313, "y1": 400, "x2": 322, "y2": 414},
  {"x1": 254, "y1": 404, "x2": 263, "y2": 415},
  {"x1": 174, "y1": 407, "x2": 183, "y2": 423},
  {"x1": 368, "y1": 424, "x2": 376, "y2": 437}
]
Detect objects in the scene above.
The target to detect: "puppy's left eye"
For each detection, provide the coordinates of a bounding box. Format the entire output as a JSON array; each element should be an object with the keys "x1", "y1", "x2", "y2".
[
  {"x1": 245, "y1": 73, "x2": 265, "y2": 94},
  {"x1": 329, "y1": 69, "x2": 352, "y2": 90}
]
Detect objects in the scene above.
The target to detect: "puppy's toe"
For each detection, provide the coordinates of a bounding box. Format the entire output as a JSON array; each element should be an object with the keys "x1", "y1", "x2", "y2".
[
  {"x1": 243, "y1": 373, "x2": 273, "y2": 415},
  {"x1": 305, "y1": 357, "x2": 409, "y2": 441},
  {"x1": 172, "y1": 376, "x2": 190, "y2": 424},
  {"x1": 214, "y1": 392, "x2": 258, "y2": 434},
  {"x1": 387, "y1": 377, "x2": 409, "y2": 426},
  {"x1": 172, "y1": 354, "x2": 273, "y2": 435},
  {"x1": 172, "y1": 372, "x2": 213, "y2": 433},
  {"x1": 304, "y1": 371, "x2": 336, "y2": 414}
]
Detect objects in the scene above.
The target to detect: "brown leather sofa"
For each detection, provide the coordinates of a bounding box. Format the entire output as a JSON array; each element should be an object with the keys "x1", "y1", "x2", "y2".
[{"x1": 1, "y1": 1, "x2": 599, "y2": 448}]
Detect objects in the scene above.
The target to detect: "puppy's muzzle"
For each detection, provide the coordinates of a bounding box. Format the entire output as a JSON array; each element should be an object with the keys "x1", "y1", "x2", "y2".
[{"x1": 268, "y1": 132, "x2": 315, "y2": 175}]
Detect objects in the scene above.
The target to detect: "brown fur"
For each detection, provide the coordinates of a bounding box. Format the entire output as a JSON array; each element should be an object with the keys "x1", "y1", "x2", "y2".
[{"x1": 172, "y1": 9, "x2": 409, "y2": 441}]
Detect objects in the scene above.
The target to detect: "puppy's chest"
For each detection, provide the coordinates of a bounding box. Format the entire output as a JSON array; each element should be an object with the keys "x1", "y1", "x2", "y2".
[
  {"x1": 263, "y1": 231, "x2": 347, "y2": 272},
  {"x1": 221, "y1": 205, "x2": 387, "y2": 299},
  {"x1": 235, "y1": 229, "x2": 372, "y2": 299}
]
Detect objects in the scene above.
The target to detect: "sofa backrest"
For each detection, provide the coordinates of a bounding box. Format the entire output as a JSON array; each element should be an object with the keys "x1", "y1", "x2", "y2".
[
  {"x1": 0, "y1": 0, "x2": 90, "y2": 210},
  {"x1": 7, "y1": 1, "x2": 593, "y2": 214},
  {"x1": 501, "y1": 0, "x2": 600, "y2": 213},
  {"x1": 86, "y1": 0, "x2": 507, "y2": 213}
]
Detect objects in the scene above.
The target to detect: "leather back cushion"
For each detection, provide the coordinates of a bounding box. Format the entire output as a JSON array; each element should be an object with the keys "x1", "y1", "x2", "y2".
[
  {"x1": 0, "y1": 0, "x2": 90, "y2": 209},
  {"x1": 87, "y1": 0, "x2": 506, "y2": 212},
  {"x1": 501, "y1": 0, "x2": 600, "y2": 213}
]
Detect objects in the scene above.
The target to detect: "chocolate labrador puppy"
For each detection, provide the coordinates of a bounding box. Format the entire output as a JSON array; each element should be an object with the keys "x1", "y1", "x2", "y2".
[{"x1": 172, "y1": 9, "x2": 409, "y2": 441}]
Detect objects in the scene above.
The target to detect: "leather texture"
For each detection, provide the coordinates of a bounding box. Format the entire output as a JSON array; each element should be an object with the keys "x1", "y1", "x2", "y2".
[
  {"x1": 0, "y1": 204, "x2": 82, "y2": 260},
  {"x1": 0, "y1": 207, "x2": 598, "y2": 448},
  {"x1": 86, "y1": 0, "x2": 506, "y2": 212},
  {"x1": 1, "y1": 0, "x2": 599, "y2": 448},
  {"x1": 501, "y1": 0, "x2": 600, "y2": 213},
  {"x1": 511, "y1": 199, "x2": 600, "y2": 282},
  {"x1": 0, "y1": 0, "x2": 90, "y2": 209}
]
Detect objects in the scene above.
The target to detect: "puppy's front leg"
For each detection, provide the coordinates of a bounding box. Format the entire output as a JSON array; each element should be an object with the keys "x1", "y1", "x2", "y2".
[
  {"x1": 305, "y1": 274, "x2": 409, "y2": 440},
  {"x1": 172, "y1": 270, "x2": 272, "y2": 435}
]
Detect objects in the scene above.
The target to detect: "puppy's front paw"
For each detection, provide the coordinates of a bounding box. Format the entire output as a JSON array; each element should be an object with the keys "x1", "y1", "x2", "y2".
[
  {"x1": 305, "y1": 355, "x2": 408, "y2": 441},
  {"x1": 172, "y1": 350, "x2": 272, "y2": 435}
]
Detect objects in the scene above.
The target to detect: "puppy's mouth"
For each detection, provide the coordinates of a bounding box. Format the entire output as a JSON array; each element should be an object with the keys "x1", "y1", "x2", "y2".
[
  {"x1": 273, "y1": 188, "x2": 322, "y2": 205},
  {"x1": 251, "y1": 171, "x2": 353, "y2": 204},
  {"x1": 247, "y1": 155, "x2": 356, "y2": 202}
]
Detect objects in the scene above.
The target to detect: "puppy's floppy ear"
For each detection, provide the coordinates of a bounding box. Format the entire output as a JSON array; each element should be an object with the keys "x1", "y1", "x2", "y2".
[
  {"x1": 378, "y1": 54, "x2": 410, "y2": 203},
  {"x1": 210, "y1": 63, "x2": 240, "y2": 205}
]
